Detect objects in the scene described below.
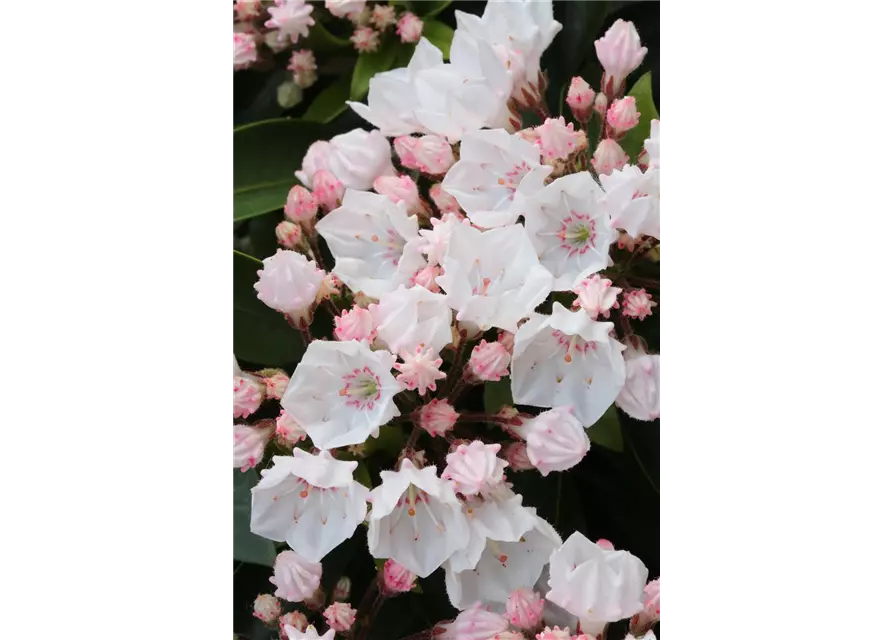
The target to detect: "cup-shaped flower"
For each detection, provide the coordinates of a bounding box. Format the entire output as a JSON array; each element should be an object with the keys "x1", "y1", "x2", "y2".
[
  {"x1": 438, "y1": 603, "x2": 509, "y2": 640},
  {"x1": 367, "y1": 459, "x2": 470, "y2": 578},
  {"x1": 615, "y1": 345, "x2": 659, "y2": 422},
  {"x1": 250, "y1": 449, "x2": 369, "y2": 562},
  {"x1": 368, "y1": 285, "x2": 453, "y2": 355},
  {"x1": 514, "y1": 407, "x2": 590, "y2": 475},
  {"x1": 254, "y1": 250, "x2": 326, "y2": 324},
  {"x1": 270, "y1": 550, "x2": 322, "y2": 602},
  {"x1": 572, "y1": 275, "x2": 621, "y2": 320},
  {"x1": 598, "y1": 164, "x2": 660, "y2": 240},
  {"x1": 280, "y1": 340, "x2": 401, "y2": 450},
  {"x1": 511, "y1": 303, "x2": 626, "y2": 426},
  {"x1": 436, "y1": 223, "x2": 552, "y2": 333}
]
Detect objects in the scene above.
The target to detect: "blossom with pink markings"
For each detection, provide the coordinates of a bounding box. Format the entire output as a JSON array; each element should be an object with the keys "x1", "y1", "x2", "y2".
[
  {"x1": 235, "y1": 0, "x2": 263, "y2": 21},
  {"x1": 591, "y1": 138, "x2": 628, "y2": 176},
  {"x1": 622, "y1": 288, "x2": 656, "y2": 320},
  {"x1": 288, "y1": 50, "x2": 317, "y2": 88},
  {"x1": 536, "y1": 628, "x2": 573, "y2": 640},
  {"x1": 274, "y1": 409, "x2": 307, "y2": 445},
  {"x1": 502, "y1": 442, "x2": 534, "y2": 471},
  {"x1": 234, "y1": 423, "x2": 273, "y2": 471},
  {"x1": 262, "y1": 370, "x2": 290, "y2": 400},
  {"x1": 373, "y1": 175, "x2": 424, "y2": 214},
  {"x1": 311, "y1": 170, "x2": 345, "y2": 213},
  {"x1": 505, "y1": 588, "x2": 545, "y2": 630},
  {"x1": 233, "y1": 33, "x2": 257, "y2": 70},
  {"x1": 396, "y1": 12, "x2": 424, "y2": 43},
  {"x1": 270, "y1": 551, "x2": 322, "y2": 602},
  {"x1": 442, "y1": 441, "x2": 507, "y2": 497},
  {"x1": 573, "y1": 275, "x2": 621, "y2": 320},
  {"x1": 429, "y1": 183, "x2": 461, "y2": 215},
  {"x1": 417, "y1": 398, "x2": 458, "y2": 437},
  {"x1": 323, "y1": 602, "x2": 356, "y2": 632},
  {"x1": 284, "y1": 185, "x2": 318, "y2": 223},
  {"x1": 411, "y1": 265, "x2": 443, "y2": 292},
  {"x1": 265, "y1": 0, "x2": 315, "y2": 44},
  {"x1": 279, "y1": 611, "x2": 309, "y2": 635},
  {"x1": 275, "y1": 221, "x2": 302, "y2": 249},
  {"x1": 234, "y1": 376, "x2": 265, "y2": 419},
  {"x1": 253, "y1": 594, "x2": 281, "y2": 623},
  {"x1": 394, "y1": 135, "x2": 455, "y2": 175},
  {"x1": 514, "y1": 407, "x2": 590, "y2": 475},
  {"x1": 534, "y1": 117, "x2": 585, "y2": 162},
  {"x1": 395, "y1": 346, "x2": 446, "y2": 395},
  {"x1": 370, "y1": 4, "x2": 396, "y2": 29},
  {"x1": 382, "y1": 559, "x2": 417, "y2": 594},
  {"x1": 254, "y1": 250, "x2": 326, "y2": 325},
  {"x1": 566, "y1": 76, "x2": 596, "y2": 122},
  {"x1": 438, "y1": 603, "x2": 508, "y2": 640},
  {"x1": 468, "y1": 340, "x2": 511, "y2": 382},
  {"x1": 351, "y1": 26, "x2": 380, "y2": 53},
  {"x1": 334, "y1": 306, "x2": 376, "y2": 342},
  {"x1": 606, "y1": 96, "x2": 640, "y2": 135}
]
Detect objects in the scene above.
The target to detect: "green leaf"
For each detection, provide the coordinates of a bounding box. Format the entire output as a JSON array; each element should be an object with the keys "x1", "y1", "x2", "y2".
[
  {"x1": 354, "y1": 460, "x2": 373, "y2": 488},
  {"x1": 234, "y1": 118, "x2": 334, "y2": 221},
  {"x1": 560, "y1": 1, "x2": 610, "y2": 79},
  {"x1": 303, "y1": 75, "x2": 351, "y2": 123},
  {"x1": 415, "y1": 0, "x2": 452, "y2": 17},
  {"x1": 351, "y1": 39, "x2": 400, "y2": 101},
  {"x1": 366, "y1": 424, "x2": 406, "y2": 458},
  {"x1": 233, "y1": 250, "x2": 307, "y2": 366},
  {"x1": 234, "y1": 469, "x2": 276, "y2": 566},
  {"x1": 587, "y1": 404, "x2": 624, "y2": 452},
  {"x1": 483, "y1": 377, "x2": 513, "y2": 415},
  {"x1": 422, "y1": 20, "x2": 454, "y2": 59},
  {"x1": 302, "y1": 22, "x2": 352, "y2": 54},
  {"x1": 618, "y1": 72, "x2": 659, "y2": 162}
]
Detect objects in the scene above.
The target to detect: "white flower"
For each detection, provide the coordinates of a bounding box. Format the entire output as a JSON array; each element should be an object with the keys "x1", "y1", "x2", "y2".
[
  {"x1": 368, "y1": 285, "x2": 453, "y2": 354},
  {"x1": 445, "y1": 499, "x2": 561, "y2": 611},
  {"x1": 283, "y1": 623, "x2": 336, "y2": 640},
  {"x1": 523, "y1": 172, "x2": 617, "y2": 291},
  {"x1": 546, "y1": 532, "x2": 648, "y2": 633},
  {"x1": 514, "y1": 407, "x2": 590, "y2": 475},
  {"x1": 435, "y1": 223, "x2": 552, "y2": 333},
  {"x1": 367, "y1": 459, "x2": 471, "y2": 578},
  {"x1": 253, "y1": 250, "x2": 326, "y2": 323},
  {"x1": 534, "y1": 117, "x2": 585, "y2": 163},
  {"x1": 250, "y1": 449, "x2": 369, "y2": 562},
  {"x1": 599, "y1": 164, "x2": 660, "y2": 240},
  {"x1": 644, "y1": 119, "x2": 659, "y2": 169},
  {"x1": 316, "y1": 190, "x2": 420, "y2": 299},
  {"x1": 270, "y1": 550, "x2": 322, "y2": 602},
  {"x1": 327, "y1": 129, "x2": 395, "y2": 191},
  {"x1": 511, "y1": 303, "x2": 626, "y2": 426},
  {"x1": 280, "y1": 340, "x2": 401, "y2": 450},
  {"x1": 442, "y1": 129, "x2": 551, "y2": 229},
  {"x1": 348, "y1": 38, "x2": 511, "y2": 142},
  {"x1": 454, "y1": 0, "x2": 561, "y2": 90},
  {"x1": 572, "y1": 275, "x2": 621, "y2": 320},
  {"x1": 615, "y1": 345, "x2": 659, "y2": 421},
  {"x1": 265, "y1": 0, "x2": 315, "y2": 44}
]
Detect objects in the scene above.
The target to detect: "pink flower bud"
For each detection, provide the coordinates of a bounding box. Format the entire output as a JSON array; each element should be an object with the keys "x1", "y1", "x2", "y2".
[
  {"x1": 468, "y1": 340, "x2": 511, "y2": 382},
  {"x1": 262, "y1": 370, "x2": 290, "y2": 400},
  {"x1": 295, "y1": 140, "x2": 332, "y2": 187},
  {"x1": 275, "y1": 409, "x2": 307, "y2": 445},
  {"x1": 288, "y1": 50, "x2": 317, "y2": 89},
  {"x1": 594, "y1": 19, "x2": 648, "y2": 94},
  {"x1": 572, "y1": 274, "x2": 621, "y2": 320},
  {"x1": 370, "y1": 4, "x2": 396, "y2": 29},
  {"x1": 502, "y1": 442, "x2": 534, "y2": 471},
  {"x1": 440, "y1": 604, "x2": 508, "y2": 640},
  {"x1": 284, "y1": 185, "x2": 318, "y2": 223},
  {"x1": 566, "y1": 76, "x2": 596, "y2": 122},
  {"x1": 616, "y1": 346, "x2": 659, "y2": 422},
  {"x1": 278, "y1": 611, "x2": 308, "y2": 637},
  {"x1": 254, "y1": 249, "x2": 325, "y2": 322},
  {"x1": 504, "y1": 588, "x2": 544, "y2": 630},
  {"x1": 275, "y1": 221, "x2": 302, "y2": 249},
  {"x1": 622, "y1": 288, "x2": 656, "y2": 320},
  {"x1": 411, "y1": 264, "x2": 443, "y2": 292},
  {"x1": 253, "y1": 594, "x2": 281, "y2": 624},
  {"x1": 596, "y1": 538, "x2": 615, "y2": 550},
  {"x1": 443, "y1": 441, "x2": 507, "y2": 497},
  {"x1": 323, "y1": 602, "x2": 357, "y2": 632},
  {"x1": 235, "y1": 0, "x2": 263, "y2": 21},
  {"x1": 334, "y1": 305, "x2": 376, "y2": 342},
  {"x1": 312, "y1": 170, "x2": 345, "y2": 212},
  {"x1": 394, "y1": 346, "x2": 447, "y2": 396},
  {"x1": 351, "y1": 26, "x2": 380, "y2": 53},
  {"x1": 594, "y1": 92, "x2": 608, "y2": 117},
  {"x1": 234, "y1": 376, "x2": 266, "y2": 418},
  {"x1": 536, "y1": 627, "x2": 573, "y2": 640},
  {"x1": 396, "y1": 12, "x2": 423, "y2": 43},
  {"x1": 394, "y1": 135, "x2": 454, "y2": 175},
  {"x1": 417, "y1": 398, "x2": 458, "y2": 437},
  {"x1": 518, "y1": 407, "x2": 590, "y2": 475},
  {"x1": 333, "y1": 576, "x2": 351, "y2": 601},
  {"x1": 382, "y1": 559, "x2": 417, "y2": 594},
  {"x1": 591, "y1": 138, "x2": 628, "y2": 176},
  {"x1": 270, "y1": 550, "x2": 322, "y2": 603},
  {"x1": 233, "y1": 33, "x2": 258, "y2": 70},
  {"x1": 627, "y1": 579, "x2": 660, "y2": 636},
  {"x1": 315, "y1": 272, "x2": 341, "y2": 305},
  {"x1": 233, "y1": 423, "x2": 273, "y2": 471},
  {"x1": 428, "y1": 183, "x2": 461, "y2": 216},
  {"x1": 606, "y1": 96, "x2": 640, "y2": 135},
  {"x1": 534, "y1": 117, "x2": 583, "y2": 162},
  {"x1": 373, "y1": 175, "x2": 423, "y2": 214}
]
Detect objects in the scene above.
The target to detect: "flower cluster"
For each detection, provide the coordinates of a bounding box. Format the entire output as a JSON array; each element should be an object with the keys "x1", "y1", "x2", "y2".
[{"x1": 234, "y1": 3, "x2": 659, "y2": 638}]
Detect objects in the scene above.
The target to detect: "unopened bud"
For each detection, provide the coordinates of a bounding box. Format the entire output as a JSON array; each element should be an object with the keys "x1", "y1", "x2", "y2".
[
  {"x1": 323, "y1": 602, "x2": 357, "y2": 632},
  {"x1": 261, "y1": 369, "x2": 290, "y2": 400},
  {"x1": 396, "y1": 12, "x2": 424, "y2": 43},
  {"x1": 504, "y1": 588, "x2": 544, "y2": 630},
  {"x1": 312, "y1": 170, "x2": 345, "y2": 212},
  {"x1": 606, "y1": 96, "x2": 640, "y2": 135},
  {"x1": 566, "y1": 76, "x2": 596, "y2": 123},
  {"x1": 275, "y1": 221, "x2": 302, "y2": 249},
  {"x1": 253, "y1": 594, "x2": 281, "y2": 624},
  {"x1": 333, "y1": 576, "x2": 351, "y2": 601},
  {"x1": 591, "y1": 138, "x2": 629, "y2": 176},
  {"x1": 382, "y1": 558, "x2": 417, "y2": 594},
  {"x1": 278, "y1": 611, "x2": 308, "y2": 637},
  {"x1": 594, "y1": 92, "x2": 608, "y2": 117},
  {"x1": 284, "y1": 185, "x2": 318, "y2": 223}
]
